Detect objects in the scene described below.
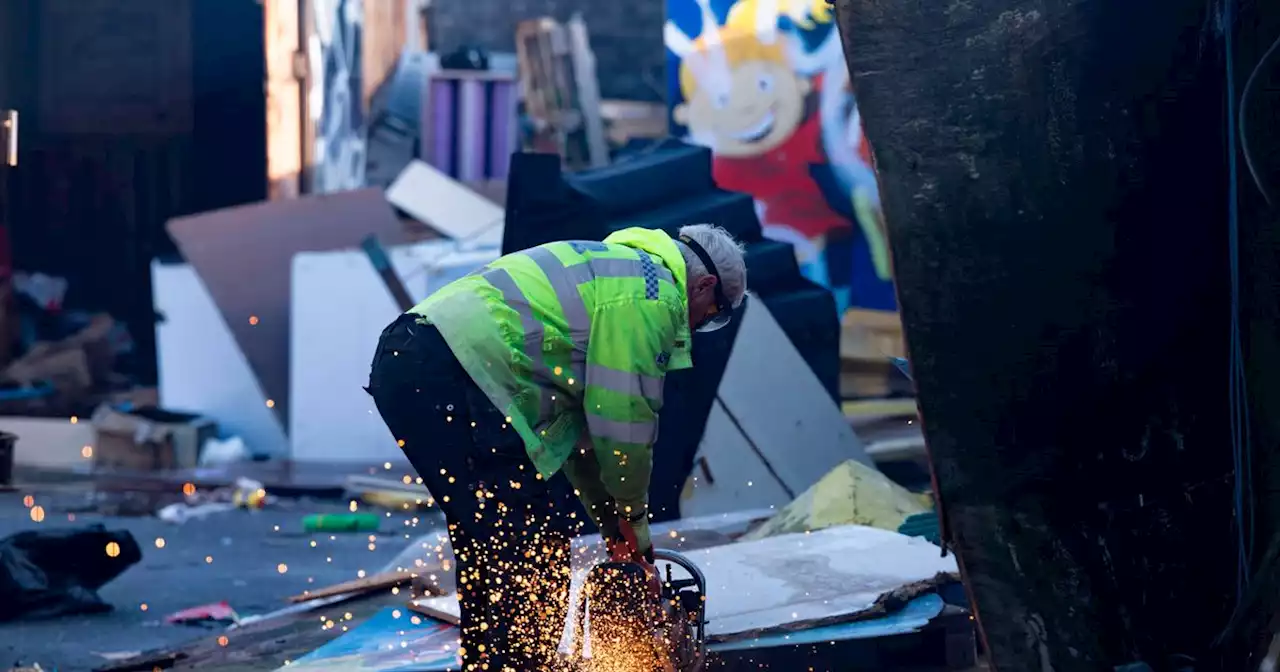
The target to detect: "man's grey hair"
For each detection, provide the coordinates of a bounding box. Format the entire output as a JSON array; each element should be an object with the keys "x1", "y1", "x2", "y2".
[{"x1": 677, "y1": 223, "x2": 748, "y2": 308}]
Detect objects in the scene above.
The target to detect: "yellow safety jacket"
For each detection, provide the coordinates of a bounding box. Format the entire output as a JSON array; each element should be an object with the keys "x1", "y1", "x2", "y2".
[{"x1": 409, "y1": 227, "x2": 693, "y2": 552}]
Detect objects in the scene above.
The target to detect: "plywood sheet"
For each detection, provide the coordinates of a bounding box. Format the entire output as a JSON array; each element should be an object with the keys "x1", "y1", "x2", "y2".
[
  {"x1": 167, "y1": 189, "x2": 417, "y2": 427},
  {"x1": 265, "y1": 0, "x2": 303, "y2": 200}
]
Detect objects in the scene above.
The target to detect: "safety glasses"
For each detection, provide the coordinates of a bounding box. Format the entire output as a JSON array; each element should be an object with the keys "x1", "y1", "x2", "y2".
[{"x1": 679, "y1": 234, "x2": 741, "y2": 333}]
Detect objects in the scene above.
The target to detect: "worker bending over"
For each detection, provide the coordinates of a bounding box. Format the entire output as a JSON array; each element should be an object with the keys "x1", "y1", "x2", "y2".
[{"x1": 366, "y1": 224, "x2": 748, "y2": 671}]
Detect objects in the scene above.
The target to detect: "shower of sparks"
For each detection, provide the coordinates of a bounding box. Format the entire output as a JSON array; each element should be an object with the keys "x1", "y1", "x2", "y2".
[
  {"x1": 22, "y1": 495, "x2": 33, "y2": 508},
  {"x1": 154, "y1": 537, "x2": 166, "y2": 549},
  {"x1": 29, "y1": 506, "x2": 45, "y2": 523},
  {"x1": 277, "y1": 564, "x2": 289, "y2": 574},
  {"x1": 266, "y1": 399, "x2": 276, "y2": 409},
  {"x1": 182, "y1": 482, "x2": 197, "y2": 496},
  {"x1": 105, "y1": 542, "x2": 121, "y2": 558}
]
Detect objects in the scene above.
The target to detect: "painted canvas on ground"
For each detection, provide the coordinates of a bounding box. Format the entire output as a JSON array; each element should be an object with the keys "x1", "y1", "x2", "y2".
[
  {"x1": 665, "y1": 0, "x2": 895, "y2": 312},
  {"x1": 281, "y1": 607, "x2": 459, "y2": 671}
]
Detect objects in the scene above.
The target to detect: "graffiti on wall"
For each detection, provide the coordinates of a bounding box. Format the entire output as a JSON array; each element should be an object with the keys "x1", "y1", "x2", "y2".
[
  {"x1": 665, "y1": 0, "x2": 894, "y2": 311},
  {"x1": 309, "y1": 0, "x2": 367, "y2": 193}
]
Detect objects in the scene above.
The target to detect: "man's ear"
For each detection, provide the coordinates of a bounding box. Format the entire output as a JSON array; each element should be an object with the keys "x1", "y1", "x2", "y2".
[{"x1": 673, "y1": 104, "x2": 690, "y2": 125}]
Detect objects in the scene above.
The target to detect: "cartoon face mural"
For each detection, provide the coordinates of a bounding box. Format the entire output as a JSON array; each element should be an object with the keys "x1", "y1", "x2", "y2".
[{"x1": 665, "y1": 0, "x2": 897, "y2": 312}]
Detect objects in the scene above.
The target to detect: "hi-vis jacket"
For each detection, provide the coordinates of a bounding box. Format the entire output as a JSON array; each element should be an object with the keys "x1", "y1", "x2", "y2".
[{"x1": 409, "y1": 227, "x2": 694, "y2": 553}]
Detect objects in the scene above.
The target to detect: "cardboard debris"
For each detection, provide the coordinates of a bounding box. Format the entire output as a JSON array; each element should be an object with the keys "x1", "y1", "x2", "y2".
[
  {"x1": 166, "y1": 188, "x2": 430, "y2": 425},
  {"x1": 91, "y1": 405, "x2": 217, "y2": 472}
]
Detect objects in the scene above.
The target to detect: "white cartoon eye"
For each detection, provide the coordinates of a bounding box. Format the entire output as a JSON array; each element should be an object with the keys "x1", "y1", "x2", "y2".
[{"x1": 757, "y1": 73, "x2": 774, "y2": 92}]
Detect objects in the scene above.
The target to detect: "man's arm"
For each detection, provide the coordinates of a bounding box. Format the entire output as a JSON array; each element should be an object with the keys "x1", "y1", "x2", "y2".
[
  {"x1": 560, "y1": 435, "x2": 621, "y2": 541},
  {"x1": 581, "y1": 300, "x2": 673, "y2": 556}
]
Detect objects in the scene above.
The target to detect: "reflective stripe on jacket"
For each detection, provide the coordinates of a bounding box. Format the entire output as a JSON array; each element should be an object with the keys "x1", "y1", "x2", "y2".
[{"x1": 408, "y1": 227, "x2": 693, "y2": 552}]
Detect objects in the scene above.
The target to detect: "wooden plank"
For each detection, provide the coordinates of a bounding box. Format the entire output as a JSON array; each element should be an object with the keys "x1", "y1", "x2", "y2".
[
  {"x1": 361, "y1": 0, "x2": 410, "y2": 112},
  {"x1": 841, "y1": 308, "x2": 905, "y2": 363},
  {"x1": 264, "y1": 0, "x2": 303, "y2": 200},
  {"x1": 287, "y1": 569, "x2": 416, "y2": 603}
]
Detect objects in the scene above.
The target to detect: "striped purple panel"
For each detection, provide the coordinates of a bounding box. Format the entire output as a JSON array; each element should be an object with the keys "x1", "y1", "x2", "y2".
[
  {"x1": 488, "y1": 81, "x2": 517, "y2": 181},
  {"x1": 428, "y1": 79, "x2": 455, "y2": 177},
  {"x1": 421, "y1": 75, "x2": 518, "y2": 181},
  {"x1": 456, "y1": 79, "x2": 485, "y2": 182}
]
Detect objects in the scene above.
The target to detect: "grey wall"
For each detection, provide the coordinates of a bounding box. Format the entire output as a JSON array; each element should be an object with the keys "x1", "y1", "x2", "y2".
[{"x1": 429, "y1": 0, "x2": 666, "y2": 102}]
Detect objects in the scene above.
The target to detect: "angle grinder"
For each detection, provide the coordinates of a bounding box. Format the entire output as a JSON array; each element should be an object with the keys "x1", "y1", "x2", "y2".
[{"x1": 574, "y1": 548, "x2": 708, "y2": 671}]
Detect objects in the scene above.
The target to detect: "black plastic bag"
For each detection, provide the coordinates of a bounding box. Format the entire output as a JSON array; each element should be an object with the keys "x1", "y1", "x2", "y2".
[{"x1": 0, "y1": 524, "x2": 142, "y2": 621}]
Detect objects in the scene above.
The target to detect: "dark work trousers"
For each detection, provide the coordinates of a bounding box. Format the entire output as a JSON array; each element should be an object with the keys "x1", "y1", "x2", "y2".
[{"x1": 366, "y1": 315, "x2": 579, "y2": 671}]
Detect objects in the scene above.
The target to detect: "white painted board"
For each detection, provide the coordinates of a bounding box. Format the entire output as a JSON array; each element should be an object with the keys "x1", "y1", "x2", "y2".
[
  {"x1": 716, "y1": 300, "x2": 874, "y2": 491},
  {"x1": 414, "y1": 524, "x2": 957, "y2": 645},
  {"x1": 153, "y1": 261, "x2": 289, "y2": 457},
  {"x1": 679, "y1": 400, "x2": 791, "y2": 519},
  {"x1": 288, "y1": 241, "x2": 498, "y2": 462},
  {"x1": 385, "y1": 160, "x2": 504, "y2": 249}
]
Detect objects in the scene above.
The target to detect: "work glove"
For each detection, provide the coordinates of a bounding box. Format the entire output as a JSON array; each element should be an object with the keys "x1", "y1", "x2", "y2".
[{"x1": 609, "y1": 520, "x2": 660, "y2": 602}]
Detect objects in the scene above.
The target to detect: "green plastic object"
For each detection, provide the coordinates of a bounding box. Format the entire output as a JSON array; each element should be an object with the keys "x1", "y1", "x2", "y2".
[{"x1": 303, "y1": 513, "x2": 380, "y2": 533}]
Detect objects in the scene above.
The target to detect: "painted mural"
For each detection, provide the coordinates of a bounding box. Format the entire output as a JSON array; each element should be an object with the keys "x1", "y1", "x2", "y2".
[
  {"x1": 665, "y1": 0, "x2": 895, "y2": 311},
  {"x1": 309, "y1": 0, "x2": 368, "y2": 193}
]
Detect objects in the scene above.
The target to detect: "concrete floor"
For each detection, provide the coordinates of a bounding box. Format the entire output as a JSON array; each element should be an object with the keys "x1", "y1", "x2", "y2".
[{"x1": 0, "y1": 488, "x2": 430, "y2": 672}]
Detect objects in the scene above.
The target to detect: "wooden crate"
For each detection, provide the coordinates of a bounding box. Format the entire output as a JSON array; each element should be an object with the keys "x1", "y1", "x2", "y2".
[
  {"x1": 514, "y1": 16, "x2": 607, "y2": 169},
  {"x1": 840, "y1": 308, "x2": 909, "y2": 398}
]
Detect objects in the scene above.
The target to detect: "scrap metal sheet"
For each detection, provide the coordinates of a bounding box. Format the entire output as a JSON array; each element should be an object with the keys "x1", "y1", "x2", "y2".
[{"x1": 412, "y1": 524, "x2": 958, "y2": 645}]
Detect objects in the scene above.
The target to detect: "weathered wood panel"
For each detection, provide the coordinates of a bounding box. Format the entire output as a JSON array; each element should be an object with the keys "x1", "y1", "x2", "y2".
[
  {"x1": 265, "y1": 0, "x2": 304, "y2": 200},
  {"x1": 836, "y1": 0, "x2": 1237, "y2": 668},
  {"x1": 362, "y1": 0, "x2": 413, "y2": 112}
]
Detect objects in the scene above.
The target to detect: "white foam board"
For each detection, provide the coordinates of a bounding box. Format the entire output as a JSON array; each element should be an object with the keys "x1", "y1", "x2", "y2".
[
  {"x1": 153, "y1": 261, "x2": 289, "y2": 457},
  {"x1": 288, "y1": 241, "x2": 498, "y2": 462},
  {"x1": 385, "y1": 160, "x2": 504, "y2": 249}
]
